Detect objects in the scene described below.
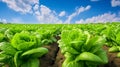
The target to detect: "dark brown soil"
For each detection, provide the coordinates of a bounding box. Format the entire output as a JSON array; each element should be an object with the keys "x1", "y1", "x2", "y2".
[
  {"x1": 40, "y1": 42, "x2": 65, "y2": 67},
  {"x1": 40, "y1": 36, "x2": 65, "y2": 67},
  {"x1": 52, "y1": 49, "x2": 65, "y2": 67},
  {"x1": 40, "y1": 42, "x2": 59, "y2": 67}
]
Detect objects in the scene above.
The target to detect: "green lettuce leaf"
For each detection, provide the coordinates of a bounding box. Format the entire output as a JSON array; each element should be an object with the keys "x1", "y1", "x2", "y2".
[
  {"x1": 21, "y1": 47, "x2": 48, "y2": 58},
  {"x1": 0, "y1": 42, "x2": 17, "y2": 55},
  {"x1": 11, "y1": 31, "x2": 37, "y2": 51}
]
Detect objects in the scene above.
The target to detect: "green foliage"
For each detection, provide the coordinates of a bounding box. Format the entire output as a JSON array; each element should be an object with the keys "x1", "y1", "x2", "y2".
[
  {"x1": 21, "y1": 47, "x2": 48, "y2": 58},
  {"x1": 58, "y1": 28, "x2": 108, "y2": 67},
  {"x1": 0, "y1": 23, "x2": 120, "y2": 66},
  {"x1": 0, "y1": 31, "x2": 48, "y2": 67},
  {"x1": 0, "y1": 42, "x2": 17, "y2": 55},
  {"x1": 21, "y1": 58, "x2": 39, "y2": 67},
  {"x1": 100, "y1": 24, "x2": 120, "y2": 58},
  {"x1": 11, "y1": 31, "x2": 38, "y2": 51},
  {"x1": 0, "y1": 42, "x2": 48, "y2": 67},
  {"x1": 108, "y1": 46, "x2": 119, "y2": 52},
  {"x1": 36, "y1": 27, "x2": 59, "y2": 45},
  {"x1": 0, "y1": 33, "x2": 4, "y2": 42},
  {"x1": 5, "y1": 28, "x2": 22, "y2": 41},
  {"x1": 117, "y1": 52, "x2": 120, "y2": 58}
]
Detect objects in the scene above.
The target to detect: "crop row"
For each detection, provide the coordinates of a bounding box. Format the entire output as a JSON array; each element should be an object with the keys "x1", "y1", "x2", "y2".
[{"x1": 0, "y1": 23, "x2": 120, "y2": 67}]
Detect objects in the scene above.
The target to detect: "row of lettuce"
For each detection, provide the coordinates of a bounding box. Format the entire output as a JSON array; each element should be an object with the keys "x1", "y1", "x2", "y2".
[
  {"x1": 0, "y1": 24, "x2": 61, "y2": 67},
  {"x1": 0, "y1": 23, "x2": 120, "y2": 67}
]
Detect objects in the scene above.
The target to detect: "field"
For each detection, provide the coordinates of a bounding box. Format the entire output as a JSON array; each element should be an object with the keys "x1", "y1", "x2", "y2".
[{"x1": 0, "y1": 23, "x2": 120, "y2": 67}]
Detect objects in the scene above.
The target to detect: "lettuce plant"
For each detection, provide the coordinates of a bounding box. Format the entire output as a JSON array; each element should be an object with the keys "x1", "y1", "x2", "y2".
[
  {"x1": 4, "y1": 28, "x2": 22, "y2": 41},
  {"x1": 101, "y1": 25, "x2": 120, "y2": 57},
  {"x1": 0, "y1": 28, "x2": 7, "y2": 42},
  {"x1": 11, "y1": 31, "x2": 38, "y2": 51},
  {"x1": 0, "y1": 31, "x2": 48, "y2": 67},
  {"x1": 102, "y1": 24, "x2": 120, "y2": 45},
  {"x1": 58, "y1": 28, "x2": 108, "y2": 67},
  {"x1": 108, "y1": 31, "x2": 120, "y2": 57},
  {"x1": 36, "y1": 27, "x2": 59, "y2": 45}
]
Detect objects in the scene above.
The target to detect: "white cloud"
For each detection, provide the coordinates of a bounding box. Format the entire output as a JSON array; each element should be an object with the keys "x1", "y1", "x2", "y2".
[
  {"x1": 35, "y1": 5, "x2": 63, "y2": 24},
  {"x1": 111, "y1": 0, "x2": 120, "y2": 7},
  {"x1": 2, "y1": 0, "x2": 39, "y2": 14},
  {"x1": 65, "y1": 5, "x2": 91, "y2": 23},
  {"x1": 90, "y1": 0, "x2": 99, "y2": 2},
  {"x1": 59, "y1": 11, "x2": 66, "y2": 17},
  {"x1": 40, "y1": 5, "x2": 51, "y2": 15},
  {"x1": 33, "y1": 4, "x2": 39, "y2": 11},
  {"x1": 1, "y1": 0, "x2": 91, "y2": 24},
  {"x1": 2, "y1": 0, "x2": 63, "y2": 24},
  {"x1": 0, "y1": 18, "x2": 7, "y2": 23},
  {"x1": 75, "y1": 12, "x2": 120, "y2": 24}
]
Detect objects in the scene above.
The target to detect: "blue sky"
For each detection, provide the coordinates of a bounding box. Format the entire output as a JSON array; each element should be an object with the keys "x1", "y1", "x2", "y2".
[{"x1": 0, "y1": 0, "x2": 120, "y2": 24}]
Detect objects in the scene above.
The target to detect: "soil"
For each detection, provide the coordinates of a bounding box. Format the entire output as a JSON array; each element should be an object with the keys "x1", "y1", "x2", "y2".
[
  {"x1": 52, "y1": 49, "x2": 65, "y2": 67},
  {"x1": 40, "y1": 42, "x2": 58, "y2": 67},
  {"x1": 40, "y1": 36, "x2": 65, "y2": 67}
]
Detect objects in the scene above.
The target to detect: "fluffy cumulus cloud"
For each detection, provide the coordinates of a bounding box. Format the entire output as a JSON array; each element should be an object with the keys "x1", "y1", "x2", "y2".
[
  {"x1": 59, "y1": 11, "x2": 66, "y2": 17},
  {"x1": 1, "y1": 0, "x2": 93, "y2": 24},
  {"x1": 2, "y1": 0, "x2": 63, "y2": 23},
  {"x1": 75, "y1": 13, "x2": 120, "y2": 24},
  {"x1": 35, "y1": 5, "x2": 63, "y2": 23},
  {"x1": 111, "y1": 0, "x2": 120, "y2": 7},
  {"x1": 2, "y1": 0, "x2": 39, "y2": 14},
  {"x1": 65, "y1": 5, "x2": 91, "y2": 23},
  {"x1": 3, "y1": 0, "x2": 119, "y2": 24},
  {"x1": 33, "y1": 4, "x2": 39, "y2": 11}
]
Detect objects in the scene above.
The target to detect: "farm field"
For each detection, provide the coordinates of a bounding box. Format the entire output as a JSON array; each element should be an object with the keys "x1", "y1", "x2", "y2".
[{"x1": 0, "y1": 23, "x2": 120, "y2": 67}]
